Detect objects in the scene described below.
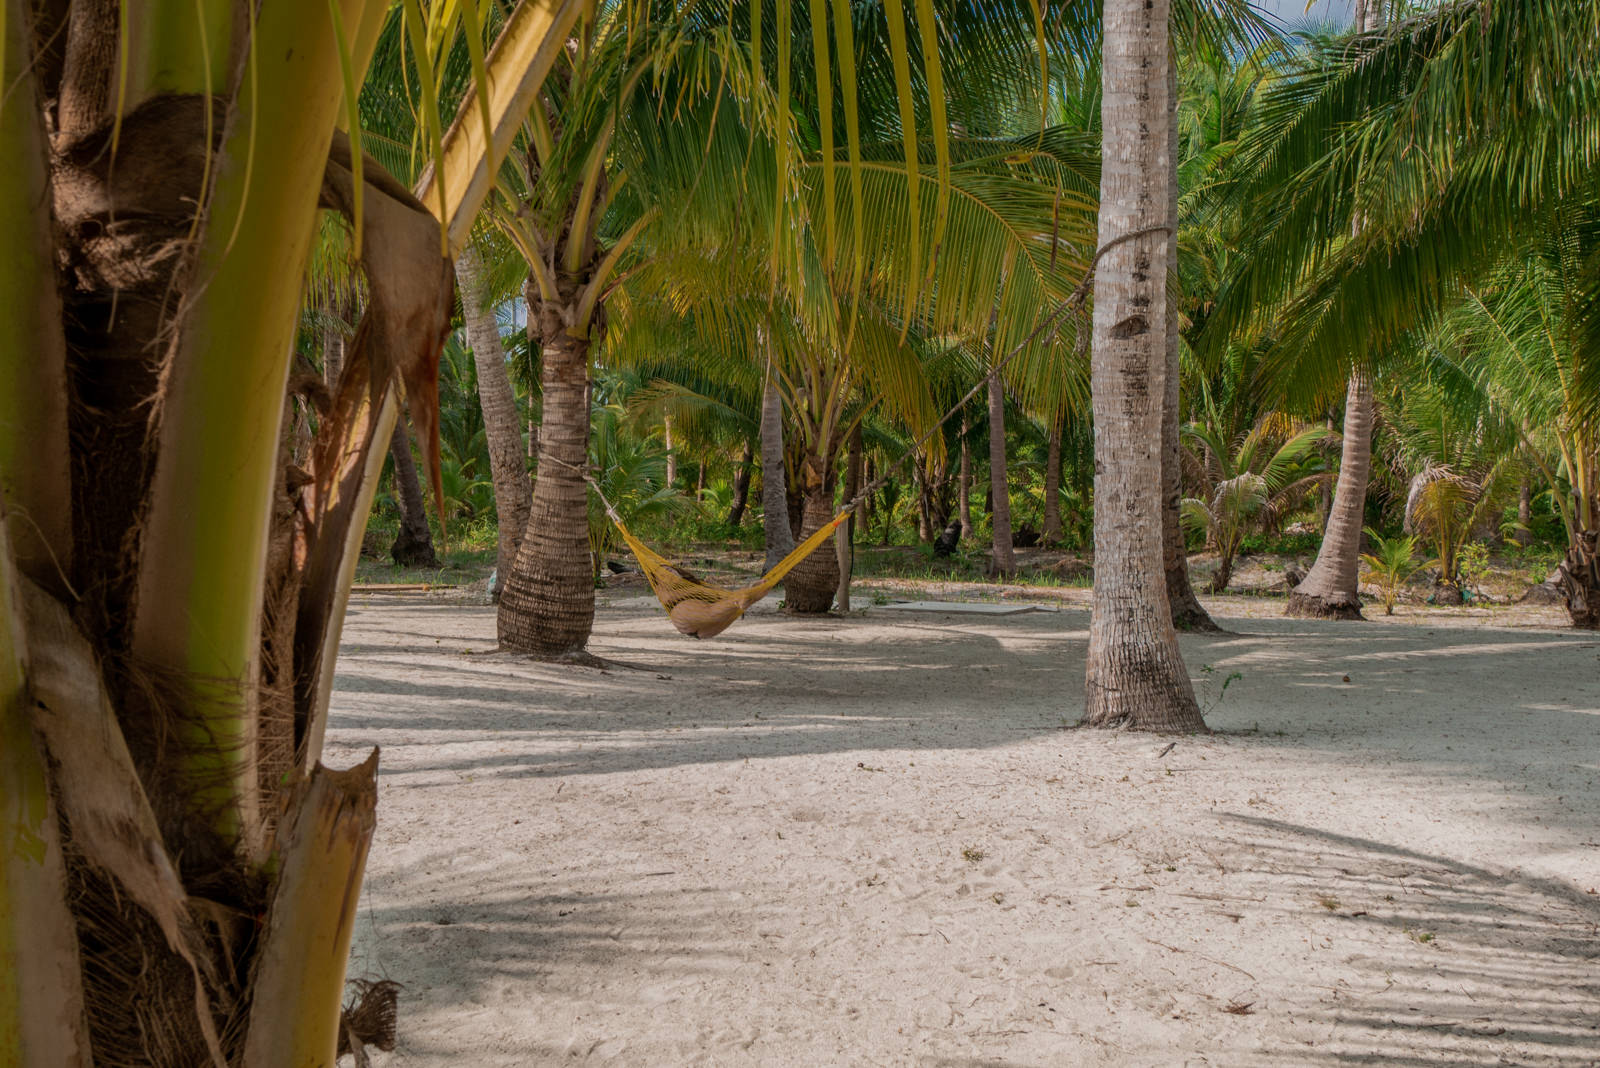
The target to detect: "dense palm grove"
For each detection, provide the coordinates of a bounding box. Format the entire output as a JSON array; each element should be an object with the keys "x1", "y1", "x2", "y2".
[
  {"x1": 348, "y1": 0, "x2": 1598, "y2": 636},
  {"x1": 2, "y1": 0, "x2": 1597, "y2": 1062}
]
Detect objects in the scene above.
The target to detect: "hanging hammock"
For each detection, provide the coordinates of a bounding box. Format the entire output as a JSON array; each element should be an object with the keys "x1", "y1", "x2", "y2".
[
  {"x1": 572, "y1": 229, "x2": 1148, "y2": 639},
  {"x1": 595, "y1": 486, "x2": 853, "y2": 638}
]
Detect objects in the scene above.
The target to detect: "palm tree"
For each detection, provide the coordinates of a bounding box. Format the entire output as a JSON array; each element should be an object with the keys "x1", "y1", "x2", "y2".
[
  {"x1": 1360, "y1": 529, "x2": 1433, "y2": 615},
  {"x1": 1427, "y1": 206, "x2": 1600, "y2": 626},
  {"x1": 0, "y1": 0, "x2": 594, "y2": 1055},
  {"x1": 456, "y1": 241, "x2": 532, "y2": 599},
  {"x1": 1180, "y1": 419, "x2": 1332, "y2": 592},
  {"x1": 1211, "y1": 1, "x2": 1600, "y2": 619},
  {"x1": 1083, "y1": 0, "x2": 1204, "y2": 732}
]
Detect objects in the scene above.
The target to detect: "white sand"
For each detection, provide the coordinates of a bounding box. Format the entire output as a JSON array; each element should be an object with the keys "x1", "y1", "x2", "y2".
[{"x1": 329, "y1": 590, "x2": 1600, "y2": 1066}]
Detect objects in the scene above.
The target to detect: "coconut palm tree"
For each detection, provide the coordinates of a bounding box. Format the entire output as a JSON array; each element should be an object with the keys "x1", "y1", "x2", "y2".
[
  {"x1": 1427, "y1": 203, "x2": 1600, "y2": 626},
  {"x1": 1083, "y1": 0, "x2": 1204, "y2": 731},
  {"x1": 1211, "y1": 1, "x2": 1600, "y2": 620},
  {"x1": 1180, "y1": 419, "x2": 1333, "y2": 592},
  {"x1": 0, "y1": 0, "x2": 615, "y2": 1055},
  {"x1": 457, "y1": 241, "x2": 532, "y2": 599}
]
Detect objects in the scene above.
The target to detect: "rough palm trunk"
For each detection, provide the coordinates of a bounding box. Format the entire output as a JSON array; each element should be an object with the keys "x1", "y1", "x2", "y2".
[
  {"x1": 457, "y1": 246, "x2": 531, "y2": 599},
  {"x1": 1042, "y1": 413, "x2": 1064, "y2": 546},
  {"x1": 1083, "y1": 0, "x2": 1204, "y2": 732},
  {"x1": 760, "y1": 377, "x2": 795, "y2": 571},
  {"x1": 1287, "y1": 1, "x2": 1383, "y2": 621},
  {"x1": 1162, "y1": 59, "x2": 1218, "y2": 633},
  {"x1": 388, "y1": 421, "x2": 439, "y2": 568},
  {"x1": 958, "y1": 414, "x2": 974, "y2": 537},
  {"x1": 915, "y1": 458, "x2": 934, "y2": 541},
  {"x1": 987, "y1": 371, "x2": 1016, "y2": 575},
  {"x1": 728, "y1": 439, "x2": 754, "y2": 527},
  {"x1": 1557, "y1": 531, "x2": 1599, "y2": 628},
  {"x1": 1286, "y1": 370, "x2": 1372, "y2": 619},
  {"x1": 498, "y1": 296, "x2": 595, "y2": 655},
  {"x1": 784, "y1": 476, "x2": 840, "y2": 612}
]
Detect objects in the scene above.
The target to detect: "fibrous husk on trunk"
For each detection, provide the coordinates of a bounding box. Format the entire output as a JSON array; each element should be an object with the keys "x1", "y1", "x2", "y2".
[{"x1": 1556, "y1": 531, "x2": 1599, "y2": 629}]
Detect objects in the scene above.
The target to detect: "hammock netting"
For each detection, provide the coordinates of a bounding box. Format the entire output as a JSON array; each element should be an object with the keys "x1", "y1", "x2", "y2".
[{"x1": 608, "y1": 508, "x2": 851, "y2": 639}]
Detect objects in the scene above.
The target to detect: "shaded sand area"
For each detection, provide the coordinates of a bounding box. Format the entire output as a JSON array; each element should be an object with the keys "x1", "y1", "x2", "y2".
[{"x1": 329, "y1": 591, "x2": 1600, "y2": 1066}]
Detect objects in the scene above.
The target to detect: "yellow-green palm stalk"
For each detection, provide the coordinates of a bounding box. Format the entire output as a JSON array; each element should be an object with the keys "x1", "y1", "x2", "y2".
[{"x1": 0, "y1": 0, "x2": 581, "y2": 1059}]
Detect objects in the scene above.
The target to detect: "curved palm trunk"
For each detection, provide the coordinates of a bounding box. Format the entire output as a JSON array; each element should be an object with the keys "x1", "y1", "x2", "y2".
[
  {"x1": 1162, "y1": 60, "x2": 1218, "y2": 633},
  {"x1": 456, "y1": 245, "x2": 531, "y2": 598},
  {"x1": 388, "y1": 421, "x2": 439, "y2": 567},
  {"x1": 1083, "y1": 0, "x2": 1204, "y2": 732},
  {"x1": 1286, "y1": 370, "x2": 1372, "y2": 619},
  {"x1": 498, "y1": 303, "x2": 595, "y2": 655},
  {"x1": 760, "y1": 377, "x2": 795, "y2": 571},
  {"x1": 988, "y1": 372, "x2": 1016, "y2": 575}
]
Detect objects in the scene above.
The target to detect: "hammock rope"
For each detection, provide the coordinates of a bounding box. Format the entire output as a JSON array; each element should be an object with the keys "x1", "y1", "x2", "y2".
[{"x1": 567, "y1": 226, "x2": 1166, "y2": 638}]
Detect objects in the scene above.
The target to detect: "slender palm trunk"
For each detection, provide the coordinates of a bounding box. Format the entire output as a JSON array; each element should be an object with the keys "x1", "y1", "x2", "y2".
[
  {"x1": 1162, "y1": 61, "x2": 1218, "y2": 632},
  {"x1": 1287, "y1": 370, "x2": 1372, "y2": 619},
  {"x1": 663, "y1": 416, "x2": 677, "y2": 488},
  {"x1": 729, "y1": 439, "x2": 754, "y2": 527},
  {"x1": 1042, "y1": 413, "x2": 1064, "y2": 546},
  {"x1": 1515, "y1": 478, "x2": 1533, "y2": 547},
  {"x1": 958, "y1": 414, "x2": 974, "y2": 537},
  {"x1": 1083, "y1": 0, "x2": 1203, "y2": 732},
  {"x1": 916, "y1": 458, "x2": 934, "y2": 541},
  {"x1": 498, "y1": 299, "x2": 595, "y2": 655},
  {"x1": 987, "y1": 371, "x2": 1016, "y2": 575},
  {"x1": 835, "y1": 425, "x2": 863, "y2": 610},
  {"x1": 456, "y1": 246, "x2": 531, "y2": 599},
  {"x1": 388, "y1": 422, "x2": 439, "y2": 567},
  {"x1": 760, "y1": 377, "x2": 794, "y2": 571},
  {"x1": 1288, "y1": 1, "x2": 1384, "y2": 622}
]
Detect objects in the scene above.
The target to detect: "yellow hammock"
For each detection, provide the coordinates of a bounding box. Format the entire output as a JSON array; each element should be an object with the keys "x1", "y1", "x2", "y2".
[
  {"x1": 606, "y1": 505, "x2": 852, "y2": 640},
  {"x1": 581, "y1": 254, "x2": 1103, "y2": 639}
]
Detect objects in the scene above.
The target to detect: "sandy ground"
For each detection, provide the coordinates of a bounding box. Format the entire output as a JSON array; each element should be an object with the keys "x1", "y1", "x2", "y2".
[{"x1": 329, "y1": 588, "x2": 1600, "y2": 1066}]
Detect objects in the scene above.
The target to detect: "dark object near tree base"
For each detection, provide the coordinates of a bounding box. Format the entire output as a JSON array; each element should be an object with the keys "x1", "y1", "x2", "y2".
[
  {"x1": 606, "y1": 559, "x2": 634, "y2": 574},
  {"x1": 390, "y1": 525, "x2": 438, "y2": 568},
  {"x1": 1282, "y1": 565, "x2": 1307, "y2": 592},
  {"x1": 1518, "y1": 580, "x2": 1565, "y2": 606},
  {"x1": 1013, "y1": 526, "x2": 1040, "y2": 548},
  {"x1": 337, "y1": 978, "x2": 401, "y2": 1067},
  {"x1": 933, "y1": 518, "x2": 963, "y2": 557},
  {"x1": 1285, "y1": 590, "x2": 1364, "y2": 620},
  {"x1": 1432, "y1": 581, "x2": 1464, "y2": 607}
]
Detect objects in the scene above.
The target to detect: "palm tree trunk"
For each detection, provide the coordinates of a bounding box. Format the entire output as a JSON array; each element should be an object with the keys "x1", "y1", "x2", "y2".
[
  {"x1": 498, "y1": 301, "x2": 595, "y2": 655},
  {"x1": 784, "y1": 450, "x2": 840, "y2": 613},
  {"x1": 1162, "y1": 59, "x2": 1218, "y2": 633},
  {"x1": 987, "y1": 371, "x2": 1017, "y2": 575},
  {"x1": 1515, "y1": 477, "x2": 1533, "y2": 547},
  {"x1": 457, "y1": 246, "x2": 531, "y2": 599},
  {"x1": 728, "y1": 439, "x2": 754, "y2": 527},
  {"x1": 1286, "y1": 370, "x2": 1372, "y2": 619},
  {"x1": 760, "y1": 376, "x2": 795, "y2": 571},
  {"x1": 1288, "y1": 1, "x2": 1385, "y2": 621},
  {"x1": 388, "y1": 421, "x2": 439, "y2": 567},
  {"x1": 834, "y1": 425, "x2": 863, "y2": 610},
  {"x1": 663, "y1": 416, "x2": 677, "y2": 488},
  {"x1": 1083, "y1": 0, "x2": 1204, "y2": 732},
  {"x1": 916, "y1": 458, "x2": 934, "y2": 542},
  {"x1": 1557, "y1": 531, "x2": 1599, "y2": 629},
  {"x1": 1042, "y1": 413, "x2": 1064, "y2": 546},
  {"x1": 958, "y1": 414, "x2": 974, "y2": 537}
]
